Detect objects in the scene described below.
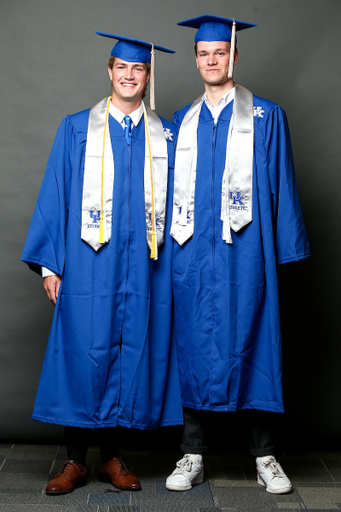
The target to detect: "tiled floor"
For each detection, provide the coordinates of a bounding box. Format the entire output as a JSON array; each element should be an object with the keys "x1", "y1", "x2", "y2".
[{"x1": 0, "y1": 444, "x2": 340, "y2": 511}]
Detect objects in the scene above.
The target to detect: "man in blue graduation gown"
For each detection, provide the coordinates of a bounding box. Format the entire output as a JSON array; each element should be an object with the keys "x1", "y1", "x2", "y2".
[
  {"x1": 22, "y1": 33, "x2": 182, "y2": 494},
  {"x1": 166, "y1": 15, "x2": 310, "y2": 494}
]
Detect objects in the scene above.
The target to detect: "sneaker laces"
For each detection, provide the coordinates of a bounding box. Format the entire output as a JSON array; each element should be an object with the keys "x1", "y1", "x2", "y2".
[
  {"x1": 262, "y1": 457, "x2": 286, "y2": 480},
  {"x1": 173, "y1": 455, "x2": 194, "y2": 475}
]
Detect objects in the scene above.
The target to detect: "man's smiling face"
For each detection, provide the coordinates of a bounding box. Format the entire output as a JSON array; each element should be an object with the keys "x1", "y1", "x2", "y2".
[{"x1": 108, "y1": 58, "x2": 150, "y2": 104}]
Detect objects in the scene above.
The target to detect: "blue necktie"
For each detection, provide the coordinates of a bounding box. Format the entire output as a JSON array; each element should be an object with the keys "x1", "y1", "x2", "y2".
[{"x1": 124, "y1": 116, "x2": 132, "y2": 145}]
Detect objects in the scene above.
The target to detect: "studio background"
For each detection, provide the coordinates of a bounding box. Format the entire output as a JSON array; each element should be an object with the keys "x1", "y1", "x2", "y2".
[{"x1": 1, "y1": 0, "x2": 340, "y2": 450}]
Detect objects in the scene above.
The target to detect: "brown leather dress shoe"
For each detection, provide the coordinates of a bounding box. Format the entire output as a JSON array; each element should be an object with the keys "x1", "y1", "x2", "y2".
[
  {"x1": 98, "y1": 457, "x2": 141, "y2": 491},
  {"x1": 46, "y1": 460, "x2": 87, "y2": 495}
]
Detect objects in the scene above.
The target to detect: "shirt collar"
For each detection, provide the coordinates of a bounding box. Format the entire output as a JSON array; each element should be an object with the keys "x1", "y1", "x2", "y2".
[
  {"x1": 204, "y1": 86, "x2": 235, "y2": 109},
  {"x1": 109, "y1": 102, "x2": 144, "y2": 127}
]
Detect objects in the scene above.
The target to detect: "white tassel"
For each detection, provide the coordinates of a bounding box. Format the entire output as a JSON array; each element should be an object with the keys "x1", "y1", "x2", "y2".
[
  {"x1": 228, "y1": 19, "x2": 236, "y2": 80},
  {"x1": 150, "y1": 43, "x2": 155, "y2": 110}
]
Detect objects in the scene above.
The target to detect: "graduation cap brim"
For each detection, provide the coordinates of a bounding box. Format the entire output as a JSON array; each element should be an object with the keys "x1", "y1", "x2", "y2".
[
  {"x1": 177, "y1": 15, "x2": 256, "y2": 43},
  {"x1": 177, "y1": 15, "x2": 256, "y2": 32},
  {"x1": 96, "y1": 31, "x2": 175, "y2": 57}
]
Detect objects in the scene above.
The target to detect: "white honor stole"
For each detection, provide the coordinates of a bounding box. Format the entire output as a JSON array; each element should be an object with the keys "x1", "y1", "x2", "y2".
[
  {"x1": 81, "y1": 97, "x2": 168, "y2": 260},
  {"x1": 171, "y1": 83, "x2": 254, "y2": 246}
]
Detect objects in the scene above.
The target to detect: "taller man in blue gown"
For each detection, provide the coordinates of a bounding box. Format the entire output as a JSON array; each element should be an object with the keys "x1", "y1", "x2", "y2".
[
  {"x1": 166, "y1": 15, "x2": 310, "y2": 494},
  {"x1": 22, "y1": 32, "x2": 182, "y2": 494}
]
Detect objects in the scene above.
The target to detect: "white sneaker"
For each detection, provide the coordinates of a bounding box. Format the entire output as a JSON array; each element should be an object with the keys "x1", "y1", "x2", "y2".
[
  {"x1": 256, "y1": 455, "x2": 292, "y2": 494},
  {"x1": 165, "y1": 454, "x2": 204, "y2": 491}
]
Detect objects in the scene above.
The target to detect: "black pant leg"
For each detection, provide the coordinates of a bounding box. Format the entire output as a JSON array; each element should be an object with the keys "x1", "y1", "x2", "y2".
[
  {"x1": 180, "y1": 407, "x2": 208, "y2": 454},
  {"x1": 180, "y1": 408, "x2": 276, "y2": 456},
  {"x1": 65, "y1": 426, "x2": 90, "y2": 466},
  {"x1": 99, "y1": 427, "x2": 120, "y2": 463},
  {"x1": 247, "y1": 410, "x2": 275, "y2": 457}
]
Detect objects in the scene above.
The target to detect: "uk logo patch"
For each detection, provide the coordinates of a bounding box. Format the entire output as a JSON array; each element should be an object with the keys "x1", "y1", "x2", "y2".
[
  {"x1": 148, "y1": 211, "x2": 163, "y2": 232},
  {"x1": 253, "y1": 106, "x2": 265, "y2": 118},
  {"x1": 87, "y1": 209, "x2": 101, "y2": 228},
  {"x1": 174, "y1": 206, "x2": 193, "y2": 225},
  {"x1": 229, "y1": 191, "x2": 247, "y2": 211},
  {"x1": 164, "y1": 128, "x2": 173, "y2": 141}
]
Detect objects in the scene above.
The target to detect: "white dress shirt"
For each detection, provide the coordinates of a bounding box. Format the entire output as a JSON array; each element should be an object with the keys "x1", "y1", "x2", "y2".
[
  {"x1": 204, "y1": 87, "x2": 235, "y2": 124},
  {"x1": 109, "y1": 102, "x2": 143, "y2": 128}
]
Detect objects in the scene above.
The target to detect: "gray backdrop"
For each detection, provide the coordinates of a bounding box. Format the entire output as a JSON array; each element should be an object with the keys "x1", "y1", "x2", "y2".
[{"x1": 1, "y1": 0, "x2": 340, "y2": 447}]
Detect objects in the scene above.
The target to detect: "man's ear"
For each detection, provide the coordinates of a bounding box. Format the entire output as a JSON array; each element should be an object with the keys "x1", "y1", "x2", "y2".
[
  {"x1": 107, "y1": 66, "x2": 113, "y2": 81},
  {"x1": 234, "y1": 49, "x2": 239, "y2": 66}
]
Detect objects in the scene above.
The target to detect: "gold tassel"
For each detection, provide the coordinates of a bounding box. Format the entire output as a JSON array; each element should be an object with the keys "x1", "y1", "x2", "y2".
[
  {"x1": 228, "y1": 19, "x2": 236, "y2": 79},
  {"x1": 99, "y1": 214, "x2": 104, "y2": 243},
  {"x1": 150, "y1": 231, "x2": 156, "y2": 259},
  {"x1": 150, "y1": 43, "x2": 155, "y2": 110}
]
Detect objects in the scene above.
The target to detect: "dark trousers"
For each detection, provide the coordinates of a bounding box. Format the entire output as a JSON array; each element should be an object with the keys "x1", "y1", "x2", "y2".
[
  {"x1": 65, "y1": 426, "x2": 119, "y2": 466},
  {"x1": 180, "y1": 408, "x2": 275, "y2": 457}
]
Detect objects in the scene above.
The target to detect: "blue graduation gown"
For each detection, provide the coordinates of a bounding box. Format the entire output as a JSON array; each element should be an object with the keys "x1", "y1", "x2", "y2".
[
  {"x1": 22, "y1": 107, "x2": 183, "y2": 429},
  {"x1": 172, "y1": 95, "x2": 310, "y2": 413}
]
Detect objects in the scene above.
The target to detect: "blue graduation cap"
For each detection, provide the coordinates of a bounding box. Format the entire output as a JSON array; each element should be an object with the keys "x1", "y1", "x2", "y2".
[
  {"x1": 177, "y1": 15, "x2": 256, "y2": 79},
  {"x1": 96, "y1": 32, "x2": 175, "y2": 63},
  {"x1": 177, "y1": 15, "x2": 256, "y2": 43},
  {"x1": 96, "y1": 32, "x2": 175, "y2": 109}
]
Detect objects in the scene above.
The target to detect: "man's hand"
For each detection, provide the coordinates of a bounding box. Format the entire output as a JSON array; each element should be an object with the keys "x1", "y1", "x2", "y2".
[{"x1": 43, "y1": 275, "x2": 61, "y2": 305}]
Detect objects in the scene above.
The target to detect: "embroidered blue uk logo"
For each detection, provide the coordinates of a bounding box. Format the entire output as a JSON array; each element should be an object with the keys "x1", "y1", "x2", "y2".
[
  {"x1": 175, "y1": 206, "x2": 193, "y2": 224},
  {"x1": 230, "y1": 191, "x2": 244, "y2": 205},
  {"x1": 86, "y1": 208, "x2": 101, "y2": 229},
  {"x1": 90, "y1": 210, "x2": 101, "y2": 223},
  {"x1": 87, "y1": 209, "x2": 101, "y2": 228},
  {"x1": 229, "y1": 191, "x2": 247, "y2": 211},
  {"x1": 253, "y1": 106, "x2": 265, "y2": 118},
  {"x1": 164, "y1": 128, "x2": 173, "y2": 141},
  {"x1": 148, "y1": 211, "x2": 163, "y2": 232}
]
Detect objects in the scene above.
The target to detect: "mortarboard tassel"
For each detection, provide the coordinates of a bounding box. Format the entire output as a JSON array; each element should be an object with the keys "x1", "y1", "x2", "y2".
[
  {"x1": 150, "y1": 43, "x2": 155, "y2": 110},
  {"x1": 228, "y1": 18, "x2": 236, "y2": 80}
]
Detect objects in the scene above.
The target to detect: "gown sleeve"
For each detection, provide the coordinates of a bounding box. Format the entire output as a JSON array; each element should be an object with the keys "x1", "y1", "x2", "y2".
[
  {"x1": 261, "y1": 105, "x2": 310, "y2": 264},
  {"x1": 21, "y1": 117, "x2": 73, "y2": 276}
]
